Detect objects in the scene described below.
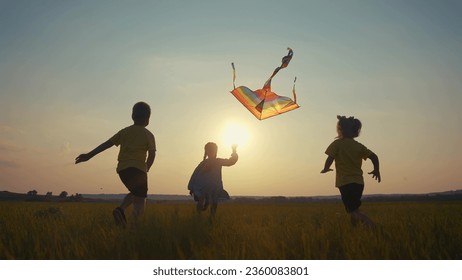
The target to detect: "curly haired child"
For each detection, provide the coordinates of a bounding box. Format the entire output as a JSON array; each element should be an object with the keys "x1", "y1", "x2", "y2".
[{"x1": 321, "y1": 115, "x2": 381, "y2": 227}]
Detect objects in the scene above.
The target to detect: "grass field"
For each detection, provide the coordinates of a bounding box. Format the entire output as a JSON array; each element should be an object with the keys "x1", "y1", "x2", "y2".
[{"x1": 0, "y1": 200, "x2": 461, "y2": 260}]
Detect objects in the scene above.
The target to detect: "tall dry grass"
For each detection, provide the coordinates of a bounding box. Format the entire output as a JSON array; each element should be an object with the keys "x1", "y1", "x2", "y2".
[{"x1": 0, "y1": 201, "x2": 461, "y2": 259}]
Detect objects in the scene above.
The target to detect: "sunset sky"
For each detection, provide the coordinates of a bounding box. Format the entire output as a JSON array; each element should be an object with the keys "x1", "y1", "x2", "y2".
[{"x1": 1, "y1": 0, "x2": 461, "y2": 197}]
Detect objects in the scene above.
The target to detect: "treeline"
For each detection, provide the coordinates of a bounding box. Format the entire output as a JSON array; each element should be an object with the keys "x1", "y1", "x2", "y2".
[
  {"x1": 2, "y1": 190, "x2": 462, "y2": 204},
  {"x1": 230, "y1": 193, "x2": 462, "y2": 204},
  {"x1": 0, "y1": 191, "x2": 84, "y2": 202}
]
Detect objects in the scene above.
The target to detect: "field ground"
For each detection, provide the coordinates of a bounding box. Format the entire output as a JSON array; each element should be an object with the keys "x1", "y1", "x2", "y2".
[{"x1": 0, "y1": 200, "x2": 461, "y2": 260}]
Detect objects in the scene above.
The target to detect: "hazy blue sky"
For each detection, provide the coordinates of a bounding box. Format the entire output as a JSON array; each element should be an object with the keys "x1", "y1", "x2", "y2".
[{"x1": 1, "y1": 0, "x2": 461, "y2": 197}]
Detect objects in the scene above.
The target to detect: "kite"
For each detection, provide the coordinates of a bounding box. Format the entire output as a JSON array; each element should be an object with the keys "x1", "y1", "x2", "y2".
[{"x1": 230, "y1": 48, "x2": 300, "y2": 120}]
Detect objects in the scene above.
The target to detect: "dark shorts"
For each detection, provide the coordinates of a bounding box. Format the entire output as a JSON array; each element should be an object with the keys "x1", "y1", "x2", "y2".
[
  {"x1": 339, "y1": 183, "x2": 364, "y2": 213},
  {"x1": 118, "y1": 167, "x2": 148, "y2": 198}
]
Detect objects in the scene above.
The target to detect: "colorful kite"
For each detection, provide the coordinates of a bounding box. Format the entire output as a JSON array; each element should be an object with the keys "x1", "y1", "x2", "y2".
[{"x1": 230, "y1": 48, "x2": 300, "y2": 120}]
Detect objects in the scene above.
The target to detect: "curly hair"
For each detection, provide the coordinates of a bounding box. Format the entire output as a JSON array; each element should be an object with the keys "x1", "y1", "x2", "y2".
[{"x1": 337, "y1": 115, "x2": 362, "y2": 138}]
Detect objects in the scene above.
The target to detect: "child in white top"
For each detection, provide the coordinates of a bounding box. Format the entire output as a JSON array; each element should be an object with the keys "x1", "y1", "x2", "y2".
[{"x1": 188, "y1": 142, "x2": 238, "y2": 217}]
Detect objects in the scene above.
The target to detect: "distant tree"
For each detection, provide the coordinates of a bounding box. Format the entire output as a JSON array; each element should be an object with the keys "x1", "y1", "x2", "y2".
[
  {"x1": 46, "y1": 192, "x2": 53, "y2": 197},
  {"x1": 59, "y1": 191, "x2": 68, "y2": 198},
  {"x1": 27, "y1": 190, "x2": 38, "y2": 196},
  {"x1": 69, "y1": 193, "x2": 83, "y2": 202}
]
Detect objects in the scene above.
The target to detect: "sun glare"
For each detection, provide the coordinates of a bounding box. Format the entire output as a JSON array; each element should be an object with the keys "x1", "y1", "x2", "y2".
[{"x1": 222, "y1": 122, "x2": 250, "y2": 148}]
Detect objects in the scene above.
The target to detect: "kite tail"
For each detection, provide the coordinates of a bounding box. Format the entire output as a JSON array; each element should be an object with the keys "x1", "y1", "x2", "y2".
[
  {"x1": 231, "y1": 62, "x2": 236, "y2": 89},
  {"x1": 263, "y1": 48, "x2": 294, "y2": 89},
  {"x1": 281, "y1": 48, "x2": 293, "y2": 68},
  {"x1": 292, "y1": 76, "x2": 297, "y2": 103}
]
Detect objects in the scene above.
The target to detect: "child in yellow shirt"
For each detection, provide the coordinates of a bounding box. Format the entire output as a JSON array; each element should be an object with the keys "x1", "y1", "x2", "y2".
[
  {"x1": 76, "y1": 102, "x2": 156, "y2": 228},
  {"x1": 321, "y1": 115, "x2": 380, "y2": 227}
]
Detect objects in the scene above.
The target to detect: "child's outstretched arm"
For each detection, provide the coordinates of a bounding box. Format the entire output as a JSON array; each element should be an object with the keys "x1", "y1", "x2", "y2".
[
  {"x1": 321, "y1": 156, "x2": 334, "y2": 173},
  {"x1": 367, "y1": 152, "x2": 381, "y2": 182},
  {"x1": 75, "y1": 139, "x2": 114, "y2": 164},
  {"x1": 221, "y1": 144, "x2": 238, "y2": 166}
]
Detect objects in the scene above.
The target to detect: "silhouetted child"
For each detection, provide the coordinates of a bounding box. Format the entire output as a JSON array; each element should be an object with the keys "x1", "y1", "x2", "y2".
[
  {"x1": 188, "y1": 143, "x2": 238, "y2": 217},
  {"x1": 75, "y1": 102, "x2": 156, "y2": 228},
  {"x1": 321, "y1": 115, "x2": 381, "y2": 227}
]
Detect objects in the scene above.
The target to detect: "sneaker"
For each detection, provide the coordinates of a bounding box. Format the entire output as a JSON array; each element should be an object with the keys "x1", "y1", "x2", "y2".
[{"x1": 112, "y1": 207, "x2": 127, "y2": 227}]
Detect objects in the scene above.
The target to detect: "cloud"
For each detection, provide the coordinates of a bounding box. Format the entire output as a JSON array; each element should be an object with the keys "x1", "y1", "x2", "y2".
[{"x1": 0, "y1": 160, "x2": 19, "y2": 168}]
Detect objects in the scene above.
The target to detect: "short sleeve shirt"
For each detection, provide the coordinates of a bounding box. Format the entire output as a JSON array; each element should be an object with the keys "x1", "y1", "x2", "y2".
[
  {"x1": 325, "y1": 138, "x2": 372, "y2": 187},
  {"x1": 110, "y1": 125, "x2": 156, "y2": 173}
]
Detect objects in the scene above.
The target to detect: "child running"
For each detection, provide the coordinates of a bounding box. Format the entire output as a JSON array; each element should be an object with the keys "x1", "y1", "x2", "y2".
[
  {"x1": 321, "y1": 115, "x2": 381, "y2": 227},
  {"x1": 188, "y1": 143, "x2": 238, "y2": 217},
  {"x1": 75, "y1": 102, "x2": 156, "y2": 228}
]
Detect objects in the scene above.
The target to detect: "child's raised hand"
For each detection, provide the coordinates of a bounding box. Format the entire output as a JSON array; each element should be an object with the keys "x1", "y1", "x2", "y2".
[
  {"x1": 320, "y1": 168, "x2": 333, "y2": 173},
  {"x1": 75, "y1": 153, "x2": 91, "y2": 164},
  {"x1": 231, "y1": 144, "x2": 238, "y2": 152},
  {"x1": 368, "y1": 170, "x2": 381, "y2": 182}
]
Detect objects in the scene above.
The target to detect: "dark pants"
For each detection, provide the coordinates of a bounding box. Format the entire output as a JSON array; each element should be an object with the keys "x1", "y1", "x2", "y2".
[
  {"x1": 118, "y1": 167, "x2": 148, "y2": 198},
  {"x1": 339, "y1": 183, "x2": 364, "y2": 213}
]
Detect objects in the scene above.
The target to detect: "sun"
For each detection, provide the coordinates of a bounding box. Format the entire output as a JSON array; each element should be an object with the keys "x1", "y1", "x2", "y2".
[{"x1": 222, "y1": 122, "x2": 250, "y2": 147}]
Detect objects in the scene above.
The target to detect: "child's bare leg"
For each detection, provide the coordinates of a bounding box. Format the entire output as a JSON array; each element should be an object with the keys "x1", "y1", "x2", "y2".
[
  {"x1": 203, "y1": 196, "x2": 210, "y2": 211},
  {"x1": 210, "y1": 202, "x2": 217, "y2": 217},
  {"x1": 113, "y1": 193, "x2": 135, "y2": 227},
  {"x1": 350, "y1": 210, "x2": 374, "y2": 227},
  {"x1": 120, "y1": 193, "x2": 135, "y2": 210},
  {"x1": 196, "y1": 196, "x2": 205, "y2": 213},
  {"x1": 130, "y1": 196, "x2": 146, "y2": 228},
  {"x1": 133, "y1": 196, "x2": 145, "y2": 217}
]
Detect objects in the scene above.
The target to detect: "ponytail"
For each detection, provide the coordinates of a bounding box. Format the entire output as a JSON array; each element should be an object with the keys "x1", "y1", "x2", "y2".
[{"x1": 203, "y1": 142, "x2": 218, "y2": 161}]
